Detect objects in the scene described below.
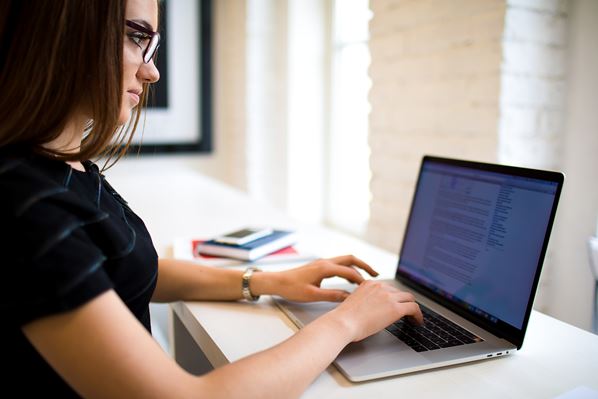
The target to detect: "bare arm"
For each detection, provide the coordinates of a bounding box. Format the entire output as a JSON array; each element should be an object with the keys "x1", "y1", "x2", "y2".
[
  {"x1": 152, "y1": 255, "x2": 379, "y2": 303},
  {"x1": 152, "y1": 258, "x2": 246, "y2": 302},
  {"x1": 24, "y1": 283, "x2": 422, "y2": 399}
]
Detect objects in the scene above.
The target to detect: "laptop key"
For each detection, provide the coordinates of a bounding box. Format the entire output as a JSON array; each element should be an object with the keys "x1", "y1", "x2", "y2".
[
  {"x1": 437, "y1": 340, "x2": 456, "y2": 348},
  {"x1": 385, "y1": 303, "x2": 484, "y2": 352},
  {"x1": 411, "y1": 345, "x2": 427, "y2": 352}
]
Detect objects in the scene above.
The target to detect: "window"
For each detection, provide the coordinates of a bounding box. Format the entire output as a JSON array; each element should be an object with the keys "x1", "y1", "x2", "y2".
[
  {"x1": 244, "y1": 0, "x2": 371, "y2": 233},
  {"x1": 326, "y1": 0, "x2": 372, "y2": 235}
]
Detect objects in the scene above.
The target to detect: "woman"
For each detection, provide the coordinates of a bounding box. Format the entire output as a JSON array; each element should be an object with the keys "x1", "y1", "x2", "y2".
[{"x1": 0, "y1": 0, "x2": 422, "y2": 397}]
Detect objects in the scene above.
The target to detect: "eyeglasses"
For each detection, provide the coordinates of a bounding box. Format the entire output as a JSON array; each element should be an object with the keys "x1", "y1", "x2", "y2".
[{"x1": 125, "y1": 20, "x2": 160, "y2": 64}]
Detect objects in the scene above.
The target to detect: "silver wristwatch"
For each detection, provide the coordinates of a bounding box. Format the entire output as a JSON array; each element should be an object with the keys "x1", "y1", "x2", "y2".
[{"x1": 242, "y1": 267, "x2": 261, "y2": 301}]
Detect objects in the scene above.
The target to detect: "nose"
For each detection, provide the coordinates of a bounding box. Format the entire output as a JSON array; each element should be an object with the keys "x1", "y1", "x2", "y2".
[{"x1": 138, "y1": 59, "x2": 160, "y2": 84}]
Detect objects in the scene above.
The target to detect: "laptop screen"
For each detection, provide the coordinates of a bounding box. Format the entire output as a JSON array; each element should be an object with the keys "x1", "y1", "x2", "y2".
[{"x1": 397, "y1": 157, "x2": 562, "y2": 336}]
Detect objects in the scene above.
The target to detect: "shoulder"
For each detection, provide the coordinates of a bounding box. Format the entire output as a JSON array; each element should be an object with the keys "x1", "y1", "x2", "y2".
[
  {"x1": 0, "y1": 152, "x2": 114, "y2": 325},
  {"x1": 0, "y1": 151, "x2": 100, "y2": 215},
  {"x1": 0, "y1": 151, "x2": 108, "y2": 259},
  {"x1": 0, "y1": 152, "x2": 68, "y2": 213}
]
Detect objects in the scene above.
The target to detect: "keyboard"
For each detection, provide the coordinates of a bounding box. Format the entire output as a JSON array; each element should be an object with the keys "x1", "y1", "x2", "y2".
[{"x1": 385, "y1": 304, "x2": 483, "y2": 352}]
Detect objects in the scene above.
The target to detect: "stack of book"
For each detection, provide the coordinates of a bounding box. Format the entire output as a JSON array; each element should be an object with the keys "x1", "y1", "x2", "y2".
[{"x1": 196, "y1": 229, "x2": 299, "y2": 261}]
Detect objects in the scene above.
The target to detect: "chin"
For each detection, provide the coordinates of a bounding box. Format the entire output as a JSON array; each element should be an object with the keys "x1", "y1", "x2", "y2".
[{"x1": 117, "y1": 110, "x2": 133, "y2": 126}]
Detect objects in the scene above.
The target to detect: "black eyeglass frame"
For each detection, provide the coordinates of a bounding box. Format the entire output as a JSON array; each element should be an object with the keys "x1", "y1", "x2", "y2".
[{"x1": 125, "y1": 20, "x2": 161, "y2": 64}]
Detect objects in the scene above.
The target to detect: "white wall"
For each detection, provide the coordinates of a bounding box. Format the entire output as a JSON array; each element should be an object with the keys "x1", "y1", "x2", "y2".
[
  {"x1": 367, "y1": 0, "x2": 505, "y2": 252},
  {"x1": 246, "y1": 0, "x2": 289, "y2": 209},
  {"x1": 549, "y1": 0, "x2": 598, "y2": 330},
  {"x1": 499, "y1": 0, "x2": 567, "y2": 170}
]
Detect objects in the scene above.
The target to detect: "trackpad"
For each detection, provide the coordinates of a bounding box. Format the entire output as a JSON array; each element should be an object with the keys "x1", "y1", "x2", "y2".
[{"x1": 275, "y1": 299, "x2": 340, "y2": 326}]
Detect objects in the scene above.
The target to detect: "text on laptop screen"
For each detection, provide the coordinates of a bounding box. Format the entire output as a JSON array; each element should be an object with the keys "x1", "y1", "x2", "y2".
[{"x1": 398, "y1": 161, "x2": 558, "y2": 329}]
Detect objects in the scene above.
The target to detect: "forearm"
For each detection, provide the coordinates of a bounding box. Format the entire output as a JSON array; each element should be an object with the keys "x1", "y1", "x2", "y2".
[
  {"x1": 152, "y1": 258, "x2": 278, "y2": 302},
  {"x1": 153, "y1": 258, "x2": 240, "y2": 302},
  {"x1": 200, "y1": 309, "x2": 352, "y2": 399}
]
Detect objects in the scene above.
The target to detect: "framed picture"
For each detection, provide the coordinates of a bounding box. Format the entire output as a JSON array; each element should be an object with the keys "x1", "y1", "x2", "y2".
[{"x1": 127, "y1": 0, "x2": 212, "y2": 154}]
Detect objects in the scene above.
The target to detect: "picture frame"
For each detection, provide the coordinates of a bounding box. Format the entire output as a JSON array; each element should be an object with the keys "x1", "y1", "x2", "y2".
[{"x1": 127, "y1": 0, "x2": 212, "y2": 154}]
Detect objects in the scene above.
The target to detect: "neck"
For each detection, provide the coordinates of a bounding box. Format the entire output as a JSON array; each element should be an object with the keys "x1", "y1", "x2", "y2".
[{"x1": 43, "y1": 114, "x2": 88, "y2": 172}]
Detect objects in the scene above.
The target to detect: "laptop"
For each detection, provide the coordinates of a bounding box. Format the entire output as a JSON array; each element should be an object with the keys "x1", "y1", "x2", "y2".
[{"x1": 275, "y1": 155, "x2": 564, "y2": 381}]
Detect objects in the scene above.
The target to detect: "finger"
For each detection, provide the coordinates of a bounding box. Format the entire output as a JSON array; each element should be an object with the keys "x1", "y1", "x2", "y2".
[
  {"x1": 322, "y1": 264, "x2": 364, "y2": 284},
  {"x1": 394, "y1": 291, "x2": 416, "y2": 303},
  {"x1": 330, "y1": 255, "x2": 379, "y2": 277},
  {"x1": 307, "y1": 287, "x2": 350, "y2": 302},
  {"x1": 361, "y1": 280, "x2": 399, "y2": 292},
  {"x1": 372, "y1": 284, "x2": 416, "y2": 302},
  {"x1": 396, "y1": 302, "x2": 424, "y2": 325}
]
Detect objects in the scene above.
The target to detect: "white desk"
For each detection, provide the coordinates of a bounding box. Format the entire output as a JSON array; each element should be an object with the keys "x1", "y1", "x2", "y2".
[
  {"x1": 172, "y1": 299, "x2": 598, "y2": 399},
  {"x1": 108, "y1": 162, "x2": 598, "y2": 399}
]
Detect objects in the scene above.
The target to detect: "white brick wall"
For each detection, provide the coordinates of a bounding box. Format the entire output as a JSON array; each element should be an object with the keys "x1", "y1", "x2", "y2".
[
  {"x1": 367, "y1": 0, "x2": 505, "y2": 251},
  {"x1": 499, "y1": 1, "x2": 567, "y2": 170}
]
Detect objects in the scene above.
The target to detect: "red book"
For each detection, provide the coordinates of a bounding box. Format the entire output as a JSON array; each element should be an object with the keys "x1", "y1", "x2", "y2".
[
  {"x1": 172, "y1": 236, "x2": 316, "y2": 267},
  {"x1": 192, "y1": 240, "x2": 299, "y2": 259}
]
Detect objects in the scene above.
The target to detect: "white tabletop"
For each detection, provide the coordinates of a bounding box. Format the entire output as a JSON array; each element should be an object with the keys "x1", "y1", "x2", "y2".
[
  {"x1": 173, "y1": 296, "x2": 598, "y2": 399},
  {"x1": 107, "y1": 161, "x2": 598, "y2": 399}
]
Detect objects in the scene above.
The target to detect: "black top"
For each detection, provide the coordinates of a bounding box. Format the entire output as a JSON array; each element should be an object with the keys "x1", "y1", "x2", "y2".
[{"x1": 0, "y1": 150, "x2": 158, "y2": 397}]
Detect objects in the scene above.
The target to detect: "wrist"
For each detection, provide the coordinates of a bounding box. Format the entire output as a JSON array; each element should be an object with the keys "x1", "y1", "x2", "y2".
[
  {"x1": 320, "y1": 307, "x2": 358, "y2": 344},
  {"x1": 249, "y1": 270, "x2": 279, "y2": 297}
]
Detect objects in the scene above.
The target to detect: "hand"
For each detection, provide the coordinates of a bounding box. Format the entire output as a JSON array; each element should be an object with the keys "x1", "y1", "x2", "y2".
[
  {"x1": 266, "y1": 255, "x2": 379, "y2": 302},
  {"x1": 327, "y1": 280, "x2": 423, "y2": 342}
]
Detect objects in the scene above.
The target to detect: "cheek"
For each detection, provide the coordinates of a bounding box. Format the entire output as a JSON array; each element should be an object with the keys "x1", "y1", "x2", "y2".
[
  {"x1": 118, "y1": 48, "x2": 139, "y2": 124},
  {"x1": 123, "y1": 42, "x2": 141, "y2": 80},
  {"x1": 123, "y1": 52, "x2": 138, "y2": 80}
]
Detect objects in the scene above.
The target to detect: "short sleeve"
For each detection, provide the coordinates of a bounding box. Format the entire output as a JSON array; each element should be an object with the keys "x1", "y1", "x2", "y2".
[{"x1": 0, "y1": 162, "x2": 114, "y2": 326}]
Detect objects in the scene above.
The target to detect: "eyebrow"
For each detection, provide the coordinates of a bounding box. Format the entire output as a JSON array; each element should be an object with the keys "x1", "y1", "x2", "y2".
[{"x1": 129, "y1": 19, "x2": 156, "y2": 32}]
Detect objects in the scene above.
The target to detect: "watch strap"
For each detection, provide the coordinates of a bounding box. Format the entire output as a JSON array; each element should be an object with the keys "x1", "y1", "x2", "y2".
[{"x1": 242, "y1": 267, "x2": 261, "y2": 301}]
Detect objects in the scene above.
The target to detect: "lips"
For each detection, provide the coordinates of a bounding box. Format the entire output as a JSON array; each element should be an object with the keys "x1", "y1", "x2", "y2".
[{"x1": 127, "y1": 89, "x2": 142, "y2": 104}]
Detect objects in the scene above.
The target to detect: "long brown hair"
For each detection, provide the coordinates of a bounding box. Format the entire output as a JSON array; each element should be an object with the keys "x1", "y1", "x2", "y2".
[{"x1": 0, "y1": 0, "x2": 145, "y2": 167}]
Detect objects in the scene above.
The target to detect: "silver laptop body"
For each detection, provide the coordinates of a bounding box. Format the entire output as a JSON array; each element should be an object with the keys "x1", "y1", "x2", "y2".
[{"x1": 275, "y1": 156, "x2": 564, "y2": 382}]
